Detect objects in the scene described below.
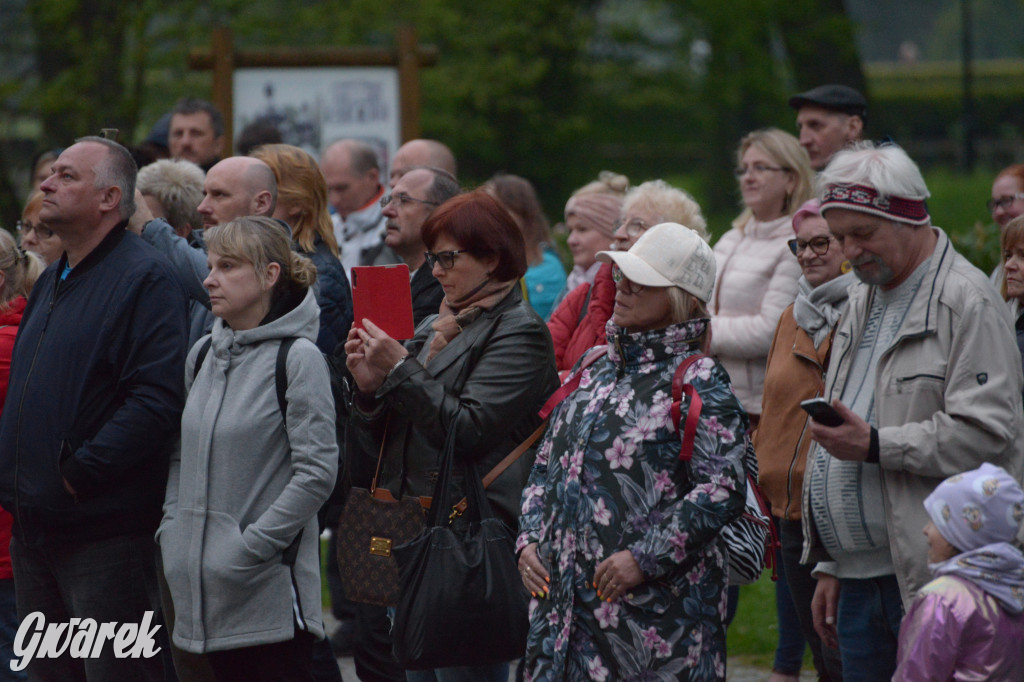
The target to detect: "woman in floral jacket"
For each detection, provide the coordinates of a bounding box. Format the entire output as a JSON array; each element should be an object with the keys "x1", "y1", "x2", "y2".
[{"x1": 518, "y1": 223, "x2": 748, "y2": 681}]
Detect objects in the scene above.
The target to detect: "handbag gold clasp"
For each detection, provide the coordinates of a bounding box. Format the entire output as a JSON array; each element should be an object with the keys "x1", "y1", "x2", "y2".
[
  {"x1": 369, "y1": 536, "x2": 392, "y2": 557},
  {"x1": 448, "y1": 506, "x2": 462, "y2": 524}
]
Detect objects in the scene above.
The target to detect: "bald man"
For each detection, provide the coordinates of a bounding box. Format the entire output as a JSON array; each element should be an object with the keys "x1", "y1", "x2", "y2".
[
  {"x1": 197, "y1": 156, "x2": 277, "y2": 227},
  {"x1": 389, "y1": 139, "x2": 457, "y2": 188},
  {"x1": 132, "y1": 155, "x2": 278, "y2": 347},
  {"x1": 320, "y1": 139, "x2": 397, "y2": 278}
]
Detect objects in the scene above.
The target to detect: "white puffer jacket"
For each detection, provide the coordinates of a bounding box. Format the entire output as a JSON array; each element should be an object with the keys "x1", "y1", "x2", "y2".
[{"x1": 710, "y1": 214, "x2": 801, "y2": 414}]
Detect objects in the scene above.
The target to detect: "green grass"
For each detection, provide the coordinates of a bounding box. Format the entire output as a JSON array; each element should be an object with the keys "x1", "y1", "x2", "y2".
[{"x1": 727, "y1": 572, "x2": 814, "y2": 671}]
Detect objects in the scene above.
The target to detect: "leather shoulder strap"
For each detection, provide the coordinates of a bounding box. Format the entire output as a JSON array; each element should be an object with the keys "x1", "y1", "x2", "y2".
[{"x1": 538, "y1": 345, "x2": 608, "y2": 419}]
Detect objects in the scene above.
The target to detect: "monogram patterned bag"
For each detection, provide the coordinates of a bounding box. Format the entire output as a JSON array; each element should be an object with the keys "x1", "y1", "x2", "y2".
[
  {"x1": 336, "y1": 419, "x2": 430, "y2": 607},
  {"x1": 336, "y1": 485, "x2": 429, "y2": 606}
]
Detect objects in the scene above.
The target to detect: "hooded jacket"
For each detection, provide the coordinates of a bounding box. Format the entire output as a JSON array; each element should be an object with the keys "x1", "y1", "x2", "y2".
[
  {"x1": 801, "y1": 228, "x2": 1024, "y2": 605},
  {"x1": 894, "y1": 574, "x2": 1024, "y2": 680},
  {"x1": 159, "y1": 287, "x2": 338, "y2": 653}
]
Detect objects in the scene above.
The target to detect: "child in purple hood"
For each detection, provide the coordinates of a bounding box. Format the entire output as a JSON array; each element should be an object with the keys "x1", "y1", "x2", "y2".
[{"x1": 894, "y1": 463, "x2": 1024, "y2": 681}]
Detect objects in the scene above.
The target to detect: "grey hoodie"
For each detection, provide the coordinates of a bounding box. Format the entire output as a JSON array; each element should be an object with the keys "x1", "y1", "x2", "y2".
[{"x1": 158, "y1": 287, "x2": 337, "y2": 653}]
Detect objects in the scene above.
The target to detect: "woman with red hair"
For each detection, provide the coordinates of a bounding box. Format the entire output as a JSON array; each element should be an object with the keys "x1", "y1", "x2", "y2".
[{"x1": 344, "y1": 189, "x2": 559, "y2": 681}]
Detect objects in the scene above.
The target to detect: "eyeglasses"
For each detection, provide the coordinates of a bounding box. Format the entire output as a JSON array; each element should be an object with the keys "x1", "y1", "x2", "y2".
[
  {"x1": 786, "y1": 233, "x2": 835, "y2": 254},
  {"x1": 614, "y1": 217, "x2": 650, "y2": 239},
  {"x1": 381, "y1": 193, "x2": 439, "y2": 209},
  {"x1": 734, "y1": 164, "x2": 789, "y2": 178},
  {"x1": 788, "y1": 236, "x2": 833, "y2": 257},
  {"x1": 424, "y1": 249, "x2": 468, "y2": 270},
  {"x1": 611, "y1": 265, "x2": 645, "y2": 294},
  {"x1": 16, "y1": 220, "x2": 55, "y2": 239},
  {"x1": 987, "y1": 193, "x2": 1024, "y2": 213}
]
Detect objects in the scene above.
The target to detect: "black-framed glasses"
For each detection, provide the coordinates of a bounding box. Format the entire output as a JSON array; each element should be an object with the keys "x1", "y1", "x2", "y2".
[
  {"x1": 381, "y1": 192, "x2": 439, "y2": 209},
  {"x1": 734, "y1": 164, "x2": 789, "y2": 178},
  {"x1": 16, "y1": 220, "x2": 55, "y2": 239},
  {"x1": 424, "y1": 249, "x2": 468, "y2": 270},
  {"x1": 987, "y1": 193, "x2": 1024, "y2": 213},
  {"x1": 788, "y1": 236, "x2": 833, "y2": 257},
  {"x1": 614, "y1": 217, "x2": 650, "y2": 238},
  {"x1": 611, "y1": 265, "x2": 645, "y2": 294}
]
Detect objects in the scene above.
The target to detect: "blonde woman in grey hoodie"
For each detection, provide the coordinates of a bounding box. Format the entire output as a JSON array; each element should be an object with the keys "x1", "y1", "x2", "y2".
[{"x1": 158, "y1": 216, "x2": 338, "y2": 681}]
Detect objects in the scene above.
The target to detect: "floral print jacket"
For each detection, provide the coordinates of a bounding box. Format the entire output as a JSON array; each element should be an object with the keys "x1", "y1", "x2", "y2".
[{"x1": 518, "y1": 318, "x2": 748, "y2": 681}]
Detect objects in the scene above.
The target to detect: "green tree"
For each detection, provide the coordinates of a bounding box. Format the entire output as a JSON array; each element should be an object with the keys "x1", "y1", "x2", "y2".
[{"x1": 0, "y1": 0, "x2": 866, "y2": 231}]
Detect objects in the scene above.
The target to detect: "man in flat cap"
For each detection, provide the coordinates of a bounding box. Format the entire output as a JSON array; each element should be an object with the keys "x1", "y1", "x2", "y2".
[{"x1": 789, "y1": 84, "x2": 867, "y2": 171}]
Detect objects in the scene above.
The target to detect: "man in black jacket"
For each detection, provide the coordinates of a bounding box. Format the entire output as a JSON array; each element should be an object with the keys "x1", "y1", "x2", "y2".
[{"x1": 0, "y1": 137, "x2": 188, "y2": 680}]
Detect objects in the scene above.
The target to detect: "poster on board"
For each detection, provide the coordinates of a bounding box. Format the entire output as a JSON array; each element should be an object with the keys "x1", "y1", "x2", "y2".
[{"x1": 233, "y1": 67, "x2": 401, "y2": 170}]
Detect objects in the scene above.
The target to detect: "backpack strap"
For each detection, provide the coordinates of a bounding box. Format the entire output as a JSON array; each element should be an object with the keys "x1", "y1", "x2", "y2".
[
  {"x1": 538, "y1": 345, "x2": 609, "y2": 419},
  {"x1": 275, "y1": 337, "x2": 298, "y2": 421},
  {"x1": 672, "y1": 353, "x2": 706, "y2": 462},
  {"x1": 193, "y1": 336, "x2": 294, "y2": 422},
  {"x1": 192, "y1": 337, "x2": 213, "y2": 382}
]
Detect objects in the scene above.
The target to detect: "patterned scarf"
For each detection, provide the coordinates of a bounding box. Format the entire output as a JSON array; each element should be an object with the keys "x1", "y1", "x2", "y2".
[
  {"x1": 425, "y1": 280, "x2": 516, "y2": 364},
  {"x1": 931, "y1": 543, "x2": 1024, "y2": 614}
]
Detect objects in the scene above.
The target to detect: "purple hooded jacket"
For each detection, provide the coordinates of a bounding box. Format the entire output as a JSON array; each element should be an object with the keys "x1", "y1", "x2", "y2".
[{"x1": 893, "y1": 573, "x2": 1024, "y2": 681}]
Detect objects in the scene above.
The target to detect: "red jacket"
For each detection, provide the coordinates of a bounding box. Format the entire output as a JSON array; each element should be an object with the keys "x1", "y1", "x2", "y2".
[
  {"x1": 0, "y1": 297, "x2": 26, "y2": 580},
  {"x1": 547, "y1": 262, "x2": 616, "y2": 375}
]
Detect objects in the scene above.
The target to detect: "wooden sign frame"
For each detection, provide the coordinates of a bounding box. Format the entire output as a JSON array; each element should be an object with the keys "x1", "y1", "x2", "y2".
[{"x1": 188, "y1": 26, "x2": 438, "y2": 155}]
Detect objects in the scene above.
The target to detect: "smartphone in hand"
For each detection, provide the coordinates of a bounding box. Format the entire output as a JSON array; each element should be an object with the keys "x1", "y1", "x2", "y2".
[{"x1": 800, "y1": 397, "x2": 845, "y2": 427}]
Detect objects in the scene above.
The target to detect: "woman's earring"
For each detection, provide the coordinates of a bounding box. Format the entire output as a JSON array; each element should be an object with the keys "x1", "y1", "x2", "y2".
[{"x1": 841, "y1": 261, "x2": 853, "y2": 274}]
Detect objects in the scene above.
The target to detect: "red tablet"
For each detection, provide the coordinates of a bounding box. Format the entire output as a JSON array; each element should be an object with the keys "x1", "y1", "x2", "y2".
[{"x1": 351, "y1": 264, "x2": 416, "y2": 340}]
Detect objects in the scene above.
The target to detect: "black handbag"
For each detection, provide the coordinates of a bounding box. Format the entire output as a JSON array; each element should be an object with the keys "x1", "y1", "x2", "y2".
[{"x1": 391, "y1": 414, "x2": 532, "y2": 670}]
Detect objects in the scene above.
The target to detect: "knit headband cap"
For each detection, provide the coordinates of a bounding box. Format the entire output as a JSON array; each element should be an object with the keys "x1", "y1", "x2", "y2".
[
  {"x1": 820, "y1": 184, "x2": 929, "y2": 226},
  {"x1": 565, "y1": 193, "x2": 623, "y2": 239},
  {"x1": 924, "y1": 463, "x2": 1024, "y2": 553}
]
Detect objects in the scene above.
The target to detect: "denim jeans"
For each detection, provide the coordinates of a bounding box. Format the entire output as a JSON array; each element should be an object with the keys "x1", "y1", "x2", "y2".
[
  {"x1": 836, "y1": 574, "x2": 903, "y2": 682},
  {"x1": 778, "y1": 518, "x2": 843, "y2": 681},
  {"x1": 11, "y1": 532, "x2": 164, "y2": 681},
  {"x1": 772, "y1": 518, "x2": 806, "y2": 675}
]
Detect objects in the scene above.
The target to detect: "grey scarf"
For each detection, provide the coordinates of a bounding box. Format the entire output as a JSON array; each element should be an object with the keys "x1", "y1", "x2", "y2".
[{"x1": 792, "y1": 272, "x2": 855, "y2": 347}]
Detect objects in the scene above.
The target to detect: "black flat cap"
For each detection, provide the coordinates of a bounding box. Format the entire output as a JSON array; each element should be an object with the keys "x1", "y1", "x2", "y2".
[{"x1": 788, "y1": 84, "x2": 867, "y2": 121}]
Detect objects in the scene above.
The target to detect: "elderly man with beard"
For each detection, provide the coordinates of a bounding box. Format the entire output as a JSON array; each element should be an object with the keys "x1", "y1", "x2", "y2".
[{"x1": 801, "y1": 142, "x2": 1024, "y2": 682}]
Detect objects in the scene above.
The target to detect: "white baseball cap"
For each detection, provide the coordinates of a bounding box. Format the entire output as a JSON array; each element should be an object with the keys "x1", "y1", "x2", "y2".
[{"x1": 596, "y1": 222, "x2": 716, "y2": 303}]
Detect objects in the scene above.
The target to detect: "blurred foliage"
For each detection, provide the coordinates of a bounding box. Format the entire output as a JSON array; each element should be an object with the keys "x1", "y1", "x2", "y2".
[
  {"x1": 926, "y1": 165, "x2": 1002, "y2": 274},
  {"x1": 0, "y1": 0, "x2": 868, "y2": 229}
]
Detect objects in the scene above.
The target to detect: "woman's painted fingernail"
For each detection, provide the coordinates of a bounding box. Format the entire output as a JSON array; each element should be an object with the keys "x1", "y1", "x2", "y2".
[
  {"x1": 545, "y1": 576, "x2": 550, "y2": 583},
  {"x1": 531, "y1": 591, "x2": 537, "y2": 598},
  {"x1": 596, "y1": 590, "x2": 602, "y2": 598}
]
